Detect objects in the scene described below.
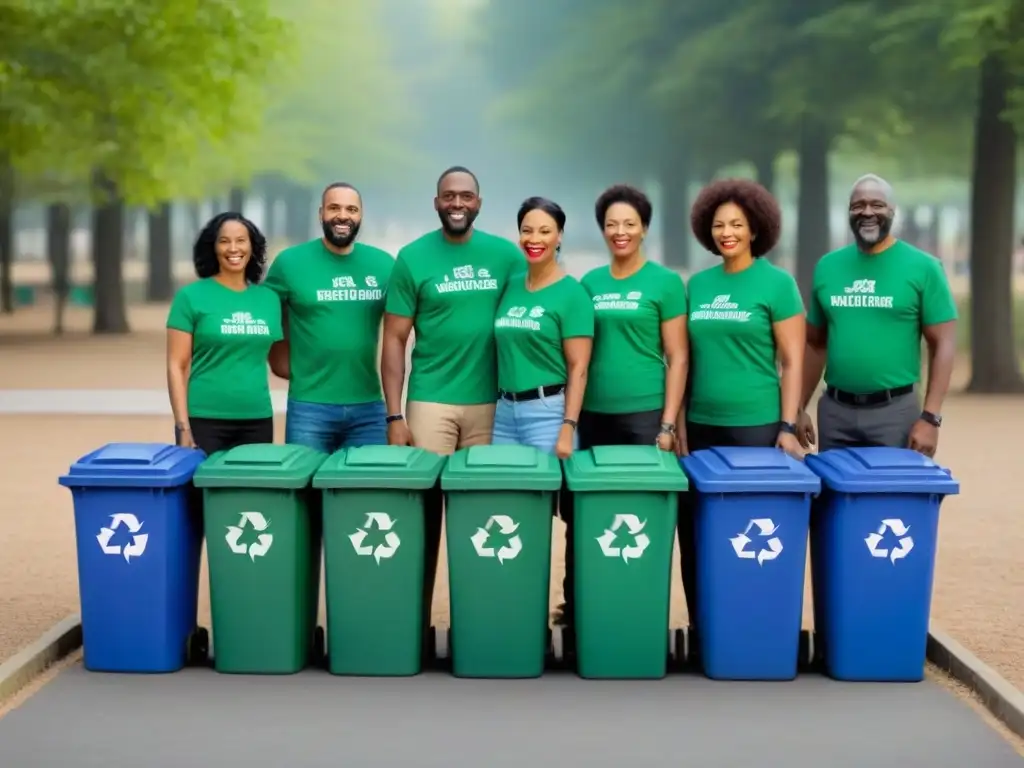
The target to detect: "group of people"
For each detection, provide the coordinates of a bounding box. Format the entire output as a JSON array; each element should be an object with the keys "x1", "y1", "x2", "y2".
[{"x1": 166, "y1": 164, "x2": 959, "y2": 634}]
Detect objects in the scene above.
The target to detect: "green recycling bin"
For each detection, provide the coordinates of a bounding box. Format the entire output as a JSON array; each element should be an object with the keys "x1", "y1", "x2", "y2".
[
  {"x1": 441, "y1": 444, "x2": 562, "y2": 678},
  {"x1": 312, "y1": 445, "x2": 447, "y2": 676},
  {"x1": 563, "y1": 445, "x2": 688, "y2": 679},
  {"x1": 193, "y1": 443, "x2": 327, "y2": 674}
]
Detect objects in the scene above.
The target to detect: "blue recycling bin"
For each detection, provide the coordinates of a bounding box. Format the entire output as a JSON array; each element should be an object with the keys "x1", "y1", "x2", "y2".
[
  {"x1": 805, "y1": 447, "x2": 960, "y2": 682},
  {"x1": 58, "y1": 442, "x2": 207, "y2": 673},
  {"x1": 681, "y1": 447, "x2": 821, "y2": 680}
]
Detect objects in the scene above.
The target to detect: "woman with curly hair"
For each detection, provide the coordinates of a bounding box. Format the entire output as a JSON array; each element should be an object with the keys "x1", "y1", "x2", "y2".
[
  {"x1": 677, "y1": 178, "x2": 806, "y2": 638},
  {"x1": 166, "y1": 212, "x2": 282, "y2": 454}
]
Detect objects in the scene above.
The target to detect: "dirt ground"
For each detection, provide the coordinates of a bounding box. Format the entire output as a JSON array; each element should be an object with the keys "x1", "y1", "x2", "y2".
[{"x1": 1, "y1": 303, "x2": 1023, "y2": 703}]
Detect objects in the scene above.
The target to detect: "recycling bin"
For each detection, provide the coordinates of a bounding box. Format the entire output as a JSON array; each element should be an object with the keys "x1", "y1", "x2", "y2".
[
  {"x1": 192, "y1": 443, "x2": 327, "y2": 674},
  {"x1": 440, "y1": 444, "x2": 562, "y2": 678},
  {"x1": 563, "y1": 445, "x2": 688, "y2": 679},
  {"x1": 58, "y1": 442, "x2": 206, "y2": 673},
  {"x1": 312, "y1": 445, "x2": 447, "y2": 676},
  {"x1": 805, "y1": 447, "x2": 960, "y2": 682},
  {"x1": 681, "y1": 447, "x2": 821, "y2": 680}
]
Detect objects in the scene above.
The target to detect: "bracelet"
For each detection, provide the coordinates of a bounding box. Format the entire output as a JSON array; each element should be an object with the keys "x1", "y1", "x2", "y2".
[
  {"x1": 659, "y1": 422, "x2": 677, "y2": 435},
  {"x1": 386, "y1": 414, "x2": 404, "y2": 424},
  {"x1": 562, "y1": 418, "x2": 578, "y2": 430}
]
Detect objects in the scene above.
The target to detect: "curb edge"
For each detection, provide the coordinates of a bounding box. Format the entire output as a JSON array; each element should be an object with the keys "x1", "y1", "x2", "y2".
[
  {"x1": 928, "y1": 626, "x2": 1024, "y2": 741},
  {"x1": 0, "y1": 615, "x2": 82, "y2": 703}
]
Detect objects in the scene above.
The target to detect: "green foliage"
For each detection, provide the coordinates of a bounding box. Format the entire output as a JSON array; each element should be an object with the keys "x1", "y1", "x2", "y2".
[{"x1": 2, "y1": 0, "x2": 291, "y2": 206}]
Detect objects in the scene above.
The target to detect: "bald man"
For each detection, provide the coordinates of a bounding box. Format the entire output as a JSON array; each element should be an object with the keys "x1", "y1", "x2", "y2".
[{"x1": 796, "y1": 174, "x2": 958, "y2": 458}]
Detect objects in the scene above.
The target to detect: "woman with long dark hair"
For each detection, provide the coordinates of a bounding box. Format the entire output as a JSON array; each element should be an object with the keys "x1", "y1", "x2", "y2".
[{"x1": 166, "y1": 212, "x2": 281, "y2": 454}]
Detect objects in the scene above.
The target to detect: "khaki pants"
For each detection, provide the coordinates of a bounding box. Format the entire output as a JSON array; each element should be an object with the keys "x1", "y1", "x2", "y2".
[
  {"x1": 406, "y1": 400, "x2": 496, "y2": 456},
  {"x1": 407, "y1": 400, "x2": 495, "y2": 640}
]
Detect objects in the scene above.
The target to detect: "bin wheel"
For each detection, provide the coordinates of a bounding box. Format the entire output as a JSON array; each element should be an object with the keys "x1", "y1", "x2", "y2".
[
  {"x1": 311, "y1": 625, "x2": 327, "y2": 668},
  {"x1": 186, "y1": 627, "x2": 210, "y2": 667}
]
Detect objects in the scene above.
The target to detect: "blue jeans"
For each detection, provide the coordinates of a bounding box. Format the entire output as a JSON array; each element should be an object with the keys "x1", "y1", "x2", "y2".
[
  {"x1": 490, "y1": 391, "x2": 576, "y2": 454},
  {"x1": 284, "y1": 398, "x2": 387, "y2": 453}
]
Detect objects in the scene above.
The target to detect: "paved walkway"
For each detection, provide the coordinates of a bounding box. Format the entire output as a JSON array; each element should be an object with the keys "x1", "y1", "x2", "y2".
[
  {"x1": 0, "y1": 662, "x2": 1020, "y2": 766},
  {"x1": 0, "y1": 389, "x2": 288, "y2": 415}
]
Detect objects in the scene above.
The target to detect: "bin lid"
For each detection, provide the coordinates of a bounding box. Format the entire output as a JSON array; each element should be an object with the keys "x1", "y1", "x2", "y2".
[
  {"x1": 805, "y1": 447, "x2": 960, "y2": 495},
  {"x1": 312, "y1": 445, "x2": 447, "y2": 490},
  {"x1": 681, "y1": 446, "x2": 820, "y2": 495},
  {"x1": 58, "y1": 442, "x2": 206, "y2": 489},
  {"x1": 440, "y1": 444, "x2": 562, "y2": 492},
  {"x1": 192, "y1": 443, "x2": 327, "y2": 489},
  {"x1": 563, "y1": 445, "x2": 689, "y2": 492}
]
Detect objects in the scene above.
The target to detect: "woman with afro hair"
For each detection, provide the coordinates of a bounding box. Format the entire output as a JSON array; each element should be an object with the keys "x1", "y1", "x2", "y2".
[
  {"x1": 677, "y1": 178, "x2": 806, "y2": 641},
  {"x1": 166, "y1": 212, "x2": 282, "y2": 455}
]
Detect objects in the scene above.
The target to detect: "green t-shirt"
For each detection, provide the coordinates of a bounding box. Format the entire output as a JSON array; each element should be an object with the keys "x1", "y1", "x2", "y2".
[
  {"x1": 807, "y1": 240, "x2": 958, "y2": 393},
  {"x1": 263, "y1": 239, "x2": 394, "y2": 406},
  {"x1": 494, "y1": 274, "x2": 595, "y2": 393},
  {"x1": 581, "y1": 260, "x2": 689, "y2": 414},
  {"x1": 385, "y1": 228, "x2": 526, "y2": 405},
  {"x1": 166, "y1": 278, "x2": 282, "y2": 420},
  {"x1": 687, "y1": 258, "x2": 805, "y2": 427}
]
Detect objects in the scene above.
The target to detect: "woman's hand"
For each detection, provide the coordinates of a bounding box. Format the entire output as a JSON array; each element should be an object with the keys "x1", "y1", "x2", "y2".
[
  {"x1": 176, "y1": 425, "x2": 196, "y2": 449},
  {"x1": 555, "y1": 424, "x2": 575, "y2": 459},
  {"x1": 656, "y1": 429, "x2": 675, "y2": 452},
  {"x1": 776, "y1": 430, "x2": 804, "y2": 459}
]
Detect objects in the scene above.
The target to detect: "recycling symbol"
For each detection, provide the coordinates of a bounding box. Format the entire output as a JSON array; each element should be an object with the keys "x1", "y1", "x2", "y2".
[
  {"x1": 349, "y1": 512, "x2": 401, "y2": 565},
  {"x1": 596, "y1": 514, "x2": 649, "y2": 563},
  {"x1": 225, "y1": 511, "x2": 274, "y2": 561},
  {"x1": 96, "y1": 513, "x2": 149, "y2": 563},
  {"x1": 470, "y1": 515, "x2": 523, "y2": 564},
  {"x1": 730, "y1": 518, "x2": 783, "y2": 566},
  {"x1": 865, "y1": 519, "x2": 914, "y2": 564}
]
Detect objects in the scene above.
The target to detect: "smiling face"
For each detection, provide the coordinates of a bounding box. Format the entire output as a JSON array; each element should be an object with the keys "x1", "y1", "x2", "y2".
[
  {"x1": 849, "y1": 180, "x2": 894, "y2": 248},
  {"x1": 519, "y1": 208, "x2": 562, "y2": 266},
  {"x1": 435, "y1": 171, "x2": 481, "y2": 237},
  {"x1": 711, "y1": 201, "x2": 753, "y2": 260},
  {"x1": 215, "y1": 219, "x2": 252, "y2": 275},
  {"x1": 320, "y1": 186, "x2": 362, "y2": 249},
  {"x1": 603, "y1": 202, "x2": 645, "y2": 260}
]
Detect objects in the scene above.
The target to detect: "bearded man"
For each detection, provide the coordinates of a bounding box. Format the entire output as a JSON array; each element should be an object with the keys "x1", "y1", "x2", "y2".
[
  {"x1": 796, "y1": 174, "x2": 958, "y2": 458},
  {"x1": 266, "y1": 181, "x2": 395, "y2": 451}
]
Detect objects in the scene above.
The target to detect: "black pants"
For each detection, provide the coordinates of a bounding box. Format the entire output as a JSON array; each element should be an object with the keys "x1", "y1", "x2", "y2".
[
  {"x1": 560, "y1": 408, "x2": 664, "y2": 625},
  {"x1": 188, "y1": 416, "x2": 274, "y2": 455},
  {"x1": 678, "y1": 421, "x2": 780, "y2": 633}
]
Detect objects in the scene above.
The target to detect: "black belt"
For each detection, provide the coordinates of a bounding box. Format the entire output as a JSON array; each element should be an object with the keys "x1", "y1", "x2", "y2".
[
  {"x1": 826, "y1": 384, "x2": 914, "y2": 407},
  {"x1": 499, "y1": 384, "x2": 566, "y2": 402}
]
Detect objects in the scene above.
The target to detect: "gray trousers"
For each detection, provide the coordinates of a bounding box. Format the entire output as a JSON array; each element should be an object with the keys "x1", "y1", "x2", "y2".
[{"x1": 817, "y1": 388, "x2": 921, "y2": 451}]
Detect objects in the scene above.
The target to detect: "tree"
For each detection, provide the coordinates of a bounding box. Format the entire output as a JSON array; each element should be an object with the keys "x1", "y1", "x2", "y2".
[{"x1": 7, "y1": 0, "x2": 292, "y2": 332}]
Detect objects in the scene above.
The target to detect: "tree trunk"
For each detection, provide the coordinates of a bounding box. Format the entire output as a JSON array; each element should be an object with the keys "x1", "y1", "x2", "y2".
[
  {"x1": 284, "y1": 184, "x2": 313, "y2": 245},
  {"x1": 228, "y1": 186, "x2": 245, "y2": 214},
  {"x1": 660, "y1": 152, "x2": 692, "y2": 270},
  {"x1": 795, "y1": 116, "x2": 831, "y2": 302},
  {"x1": 753, "y1": 151, "x2": 776, "y2": 196},
  {"x1": 966, "y1": 54, "x2": 1023, "y2": 392},
  {"x1": 186, "y1": 201, "x2": 201, "y2": 233},
  {"x1": 47, "y1": 203, "x2": 72, "y2": 335},
  {"x1": 0, "y1": 157, "x2": 13, "y2": 314},
  {"x1": 91, "y1": 170, "x2": 129, "y2": 334},
  {"x1": 147, "y1": 202, "x2": 173, "y2": 302}
]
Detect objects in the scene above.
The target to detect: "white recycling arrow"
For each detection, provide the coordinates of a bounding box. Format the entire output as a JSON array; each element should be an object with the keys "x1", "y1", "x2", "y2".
[
  {"x1": 349, "y1": 512, "x2": 402, "y2": 565},
  {"x1": 596, "y1": 514, "x2": 649, "y2": 562},
  {"x1": 865, "y1": 519, "x2": 914, "y2": 565},
  {"x1": 470, "y1": 515, "x2": 523, "y2": 564},
  {"x1": 729, "y1": 518, "x2": 783, "y2": 566},
  {"x1": 225, "y1": 511, "x2": 274, "y2": 561},
  {"x1": 95, "y1": 513, "x2": 149, "y2": 562}
]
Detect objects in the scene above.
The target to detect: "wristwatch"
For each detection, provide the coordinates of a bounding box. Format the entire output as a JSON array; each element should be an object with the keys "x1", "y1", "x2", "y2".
[
  {"x1": 780, "y1": 421, "x2": 797, "y2": 435},
  {"x1": 386, "y1": 414, "x2": 404, "y2": 424},
  {"x1": 659, "y1": 422, "x2": 677, "y2": 435},
  {"x1": 920, "y1": 410, "x2": 942, "y2": 428}
]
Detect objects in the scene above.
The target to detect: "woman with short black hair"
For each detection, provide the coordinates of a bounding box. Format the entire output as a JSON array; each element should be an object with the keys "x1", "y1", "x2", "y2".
[{"x1": 166, "y1": 212, "x2": 282, "y2": 454}]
